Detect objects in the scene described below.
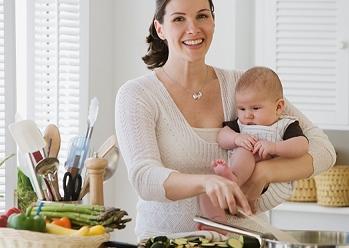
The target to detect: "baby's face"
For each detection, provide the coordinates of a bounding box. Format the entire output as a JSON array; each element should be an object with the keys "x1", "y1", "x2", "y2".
[{"x1": 235, "y1": 89, "x2": 280, "y2": 126}]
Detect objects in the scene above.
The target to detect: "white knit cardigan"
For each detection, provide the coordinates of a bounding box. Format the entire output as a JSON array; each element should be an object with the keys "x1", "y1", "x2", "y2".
[{"x1": 115, "y1": 67, "x2": 336, "y2": 241}]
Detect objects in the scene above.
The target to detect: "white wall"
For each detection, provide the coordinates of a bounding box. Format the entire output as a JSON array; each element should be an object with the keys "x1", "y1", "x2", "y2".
[{"x1": 89, "y1": 0, "x2": 255, "y2": 244}]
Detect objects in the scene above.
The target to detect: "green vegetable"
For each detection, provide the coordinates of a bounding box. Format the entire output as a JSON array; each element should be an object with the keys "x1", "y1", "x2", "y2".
[
  {"x1": 17, "y1": 168, "x2": 37, "y2": 211},
  {"x1": 227, "y1": 236, "x2": 244, "y2": 248},
  {"x1": 7, "y1": 206, "x2": 46, "y2": 232},
  {"x1": 31, "y1": 201, "x2": 131, "y2": 230}
]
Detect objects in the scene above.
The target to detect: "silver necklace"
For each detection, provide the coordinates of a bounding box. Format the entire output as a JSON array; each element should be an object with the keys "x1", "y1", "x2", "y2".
[{"x1": 162, "y1": 66, "x2": 209, "y2": 101}]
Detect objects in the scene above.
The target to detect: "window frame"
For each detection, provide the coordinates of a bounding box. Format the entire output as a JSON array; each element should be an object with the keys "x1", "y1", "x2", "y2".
[{"x1": 4, "y1": 0, "x2": 17, "y2": 210}]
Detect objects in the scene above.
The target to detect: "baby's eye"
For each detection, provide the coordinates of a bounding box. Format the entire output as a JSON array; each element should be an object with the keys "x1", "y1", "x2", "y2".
[
  {"x1": 253, "y1": 107, "x2": 260, "y2": 110},
  {"x1": 239, "y1": 108, "x2": 245, "y2": 111}
]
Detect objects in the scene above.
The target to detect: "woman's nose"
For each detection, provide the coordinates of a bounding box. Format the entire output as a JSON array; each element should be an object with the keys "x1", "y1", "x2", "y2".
[{"x1": 186, "y1": 19, "x2": 200, "y2": 34}]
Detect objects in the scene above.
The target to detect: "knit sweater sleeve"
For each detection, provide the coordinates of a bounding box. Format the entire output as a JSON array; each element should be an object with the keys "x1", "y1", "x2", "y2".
[
  {"x1": 283, "y1": 99, "x2": 336, "y2": 175},
  {"x1": 115, "y1": 79, "x2": 177, "y2": 202}
]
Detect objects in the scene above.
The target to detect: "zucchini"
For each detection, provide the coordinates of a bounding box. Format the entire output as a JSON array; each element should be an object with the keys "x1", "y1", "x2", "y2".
[{"x1": 226, "y1": 236, "x2": 243, "y2": 248}]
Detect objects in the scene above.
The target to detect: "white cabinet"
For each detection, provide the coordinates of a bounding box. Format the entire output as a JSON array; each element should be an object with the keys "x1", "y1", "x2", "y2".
[{"x1": 270, "y1": 202, "x2": 349, "y2": 232}]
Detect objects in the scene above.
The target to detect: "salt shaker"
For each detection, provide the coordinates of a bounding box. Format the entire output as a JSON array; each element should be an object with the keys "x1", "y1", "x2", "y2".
[{"x1": 85, "y1": 153, "x2": 107, "y2": 205}]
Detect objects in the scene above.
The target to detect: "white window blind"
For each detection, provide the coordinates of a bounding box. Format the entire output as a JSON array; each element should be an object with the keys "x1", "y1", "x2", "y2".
[
  {"x1": 27, "y1": 0, "x2": 87, "y2": 163},
  {"x1": 255, "y1": 0, "x2": 349, "y2": 129}
]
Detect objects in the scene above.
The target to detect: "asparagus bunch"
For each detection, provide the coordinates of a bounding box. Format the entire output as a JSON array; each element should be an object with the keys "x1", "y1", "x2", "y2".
[{"x1": 31, "y1": 202, "x2": 132, "y2": 230}]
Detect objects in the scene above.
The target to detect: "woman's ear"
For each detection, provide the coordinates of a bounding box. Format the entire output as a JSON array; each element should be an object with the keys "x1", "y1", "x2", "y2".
[
  {"x1": 276, "y1": 98, "x2": 285, "y2": 115},
  {"x1": 154, "y1": 19, "x2": 165, "y2": 40}
]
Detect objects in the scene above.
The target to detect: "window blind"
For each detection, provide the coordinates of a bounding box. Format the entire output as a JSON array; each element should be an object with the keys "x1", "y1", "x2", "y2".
[
  {"x1": 256, "y1": 0, "x2": 349, "y2": 128},
  {"x1": 32, "y1": 0, "x2": 81, "y2": 164}
]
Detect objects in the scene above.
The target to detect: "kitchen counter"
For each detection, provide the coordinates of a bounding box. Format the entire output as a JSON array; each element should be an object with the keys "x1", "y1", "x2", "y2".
[{"x1": 270, "y1": 202, "x2": 349, "y2": 231}]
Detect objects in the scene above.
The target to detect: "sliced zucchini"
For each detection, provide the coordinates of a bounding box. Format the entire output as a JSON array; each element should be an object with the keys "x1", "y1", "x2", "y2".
[{"x1": 226, "y1": 236, "x2": 243, "y2": 248}]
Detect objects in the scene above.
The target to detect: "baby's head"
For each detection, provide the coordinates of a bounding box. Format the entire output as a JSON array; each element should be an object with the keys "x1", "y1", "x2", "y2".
[{"x1": 235, "y1": 67, "x2": 285, "y2": 126}]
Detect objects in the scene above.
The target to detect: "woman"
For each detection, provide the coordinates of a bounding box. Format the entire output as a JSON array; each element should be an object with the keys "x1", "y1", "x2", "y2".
[{"x1": 115, "y1": 0, "x2": 336, "y2": 241}]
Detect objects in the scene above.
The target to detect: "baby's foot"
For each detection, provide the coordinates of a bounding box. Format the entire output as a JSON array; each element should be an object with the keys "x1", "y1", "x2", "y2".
[{"x1": 212, "y1": 159, "x2": 238, "y2": 182}]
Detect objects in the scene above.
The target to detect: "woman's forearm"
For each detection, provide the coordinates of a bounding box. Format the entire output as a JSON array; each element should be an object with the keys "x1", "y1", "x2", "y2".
[
  {"x1": 259, "y1": 153, "x2": 314, "y2": 184},
  {"x1": 163, "y1": 172, "x2": 206, "y2": 200}
]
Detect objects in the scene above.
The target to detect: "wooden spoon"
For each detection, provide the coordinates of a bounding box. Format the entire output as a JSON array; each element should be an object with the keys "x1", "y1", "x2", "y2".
[{"x1": 43, "y1": 124, "x2": 61, "y2": 158}]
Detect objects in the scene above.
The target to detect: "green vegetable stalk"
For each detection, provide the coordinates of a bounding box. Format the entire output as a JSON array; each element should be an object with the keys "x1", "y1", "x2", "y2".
[{"x1": 31, "y1": 202, "x2": 131, "y2": 230}]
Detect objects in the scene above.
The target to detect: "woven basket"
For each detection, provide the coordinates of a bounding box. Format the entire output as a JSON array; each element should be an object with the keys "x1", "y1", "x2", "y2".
[
  {"x1": 0, "y1": 228, "x2": 110, "y2": 248},
  {"x1": 315, "y1": 165, "x2": 349, "y2": 207},
  {"x1": 288, "y1": 177, "x2": 317, "y2": 202}
]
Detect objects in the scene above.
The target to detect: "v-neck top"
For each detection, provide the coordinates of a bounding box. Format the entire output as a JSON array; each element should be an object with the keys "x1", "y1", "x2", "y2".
[{"x1": 115, "y1": 67, "x2": 336, "y2": 241}]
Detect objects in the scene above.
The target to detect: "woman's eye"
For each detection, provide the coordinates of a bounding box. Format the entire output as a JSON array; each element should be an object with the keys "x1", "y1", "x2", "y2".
[
  {"x1": 239, "y1": 108, "x2": 245, "y2": 111},
  {"x1": 197, "y1": 14, "x2": 208, "y2": 19},
  {"x1": 253, "y1": 107, "x2": 260, "y2": 110},
  {"x1": 173, "y1": 16, "x2": 184, "y2": 22}
]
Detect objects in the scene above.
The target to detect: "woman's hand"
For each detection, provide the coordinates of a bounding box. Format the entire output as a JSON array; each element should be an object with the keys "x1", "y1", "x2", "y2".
[
  {"x1": 241, "y1": 161, "x2": 269, "y2": 212},
  {"x1": 204, "y1": 174, "x2": 252, "y2": 215}
]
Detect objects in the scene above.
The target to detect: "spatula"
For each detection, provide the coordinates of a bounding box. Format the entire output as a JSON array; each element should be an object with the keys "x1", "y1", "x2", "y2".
[{"x1": 9, "y1": 120, "x2": 46, "y2": 200}]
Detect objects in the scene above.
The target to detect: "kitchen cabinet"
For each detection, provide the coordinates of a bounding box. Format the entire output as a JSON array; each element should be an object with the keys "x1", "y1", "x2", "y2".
[{"x1": 270, "y1": 202, "x2": 349, "y2": 232}]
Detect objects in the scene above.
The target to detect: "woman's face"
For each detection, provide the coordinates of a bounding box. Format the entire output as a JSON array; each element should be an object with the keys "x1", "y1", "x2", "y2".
[{"x1": 155, "y1": 0, "x2": 215, "y2": 63}]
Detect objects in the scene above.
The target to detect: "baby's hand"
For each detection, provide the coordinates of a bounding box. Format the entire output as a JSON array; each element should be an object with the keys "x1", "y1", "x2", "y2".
[
  {"x1": 253, "y1": 140, "x2": 275, "y2": 159},
  {"x1": 235, "y1": 134, "x2": 256, "y2": 151}
]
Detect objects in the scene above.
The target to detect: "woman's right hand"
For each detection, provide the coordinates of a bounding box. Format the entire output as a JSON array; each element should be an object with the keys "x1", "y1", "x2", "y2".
[{"x1": 203, "y1": 174, "x2": 252, "y2": 215}]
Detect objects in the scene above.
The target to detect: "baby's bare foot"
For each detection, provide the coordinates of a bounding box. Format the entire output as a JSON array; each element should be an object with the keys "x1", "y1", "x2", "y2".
[{"x1": 212, "y1": 159, "x2": 238, "y2": 182}]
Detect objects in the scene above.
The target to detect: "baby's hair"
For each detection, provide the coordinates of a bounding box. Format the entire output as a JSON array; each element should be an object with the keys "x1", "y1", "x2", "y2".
[{"x1": 236, "y1": 67, "x2": 284, "y2": 100}]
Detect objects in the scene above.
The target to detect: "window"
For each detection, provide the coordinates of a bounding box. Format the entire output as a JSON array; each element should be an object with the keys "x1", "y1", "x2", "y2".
[
  {"x1": 3, "y1": 0, "x2": 89, "y2": 208},
  {"x1": 255, "y1": 0, "x2": 349, "y2": 130}
]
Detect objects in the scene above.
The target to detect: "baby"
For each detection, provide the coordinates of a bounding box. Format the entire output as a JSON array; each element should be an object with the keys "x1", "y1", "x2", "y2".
[{"x1": 198, "y1": 66, "x2": 309, "y2": 230}]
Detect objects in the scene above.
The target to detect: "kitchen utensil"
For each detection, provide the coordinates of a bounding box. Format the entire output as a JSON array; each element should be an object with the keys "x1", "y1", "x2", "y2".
[
  {"x1": 79, "y1": 97, "x2": 99, "y2": 170},
  {"x1": 65, "y1": 136, "x2": 85, "y2": 174},
  {"x1": 193, "y1": 216, "x2": 349, "y2": 248},
  {"x1": 63, "y1": 172, "x2": 82, "y2": 201},
  {"x1": 43, "y1": 124, "x2": 61, "y2": 158},
  {"x1": 236, "y1": 209, "x2": 298, "y2": 243},
  {"x1": 78, "y1": 135, "x2": 119, "y2": 200},
  {"x1": 9, "y1": 120, "x2": 46, "y2": 153},
  {"x1": 98, "y1": 135, "x2": 119, "y2": 180},
  {"x1": 85, "y1": 154, "x2": 107, "y2": 205},
  {"x1": 36, "y1": 157, "x2": 61, "y2": 201},
  {"x1": 9, "y1": 120, "x2": 46, "y2": 200}
]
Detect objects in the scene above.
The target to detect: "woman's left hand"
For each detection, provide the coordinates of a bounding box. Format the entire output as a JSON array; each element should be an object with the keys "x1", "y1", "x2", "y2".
[{"x1": 241, "y1": 161, "x2": 269, "y2": 213}]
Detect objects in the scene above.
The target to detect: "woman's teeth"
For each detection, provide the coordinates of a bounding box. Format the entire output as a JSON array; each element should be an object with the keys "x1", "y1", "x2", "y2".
[{"x1": 183, "y1": 39, "x2": 203, "y2": 45}]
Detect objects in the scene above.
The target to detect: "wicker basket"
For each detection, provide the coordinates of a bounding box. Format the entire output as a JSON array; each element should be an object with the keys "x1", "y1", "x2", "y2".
[
  {"x1": 288, "y1": 177, "x2": 317, "y2": 202},
  {"x1": 315, "y1": 165, "x2": 349, "y2": 207},
  {"x1": 0, "y1": 228, "x2": 110, "y2": 248}
]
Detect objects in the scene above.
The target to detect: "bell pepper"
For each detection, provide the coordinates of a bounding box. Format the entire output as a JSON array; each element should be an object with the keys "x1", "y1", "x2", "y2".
[
  {"x1": 0, "y1": 215, "x2": 8, "y2": 227},
  {"x1": 51, "y1": 216, "x2": 72, "y2": 229},
  {"x1": 5, "y1": 207, "x2": 21, "y2": 218},
  {"x1": 7, "y1": 206, "x2": 46, "y2": 232}
]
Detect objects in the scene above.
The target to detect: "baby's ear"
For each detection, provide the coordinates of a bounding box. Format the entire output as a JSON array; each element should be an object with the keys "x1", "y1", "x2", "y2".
[{"x1": 276, "y1": 98, "x2": 285, "y2": 114}]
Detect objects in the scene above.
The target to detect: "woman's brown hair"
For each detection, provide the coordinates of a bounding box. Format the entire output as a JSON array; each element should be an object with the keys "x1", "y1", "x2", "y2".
[{"x1": 142, "y1": 0, "x2": 215, "y2": 70}]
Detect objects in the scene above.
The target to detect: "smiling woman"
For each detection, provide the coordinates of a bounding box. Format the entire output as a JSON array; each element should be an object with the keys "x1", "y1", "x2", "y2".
[{"x1": 115, "y1": 0, "x2": 336, "y2": 242}]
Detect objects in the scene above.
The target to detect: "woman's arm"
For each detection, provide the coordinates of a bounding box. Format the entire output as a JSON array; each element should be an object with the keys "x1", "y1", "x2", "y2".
[{"x1": 164, "y1": 172, "x2": 252, "y2": 215}]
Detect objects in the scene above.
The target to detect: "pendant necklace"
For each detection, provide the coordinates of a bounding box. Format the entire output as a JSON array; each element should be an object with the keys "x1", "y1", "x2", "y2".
[{"x1": 162, "y1": 66, "x2": 209, "y2": 101}]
